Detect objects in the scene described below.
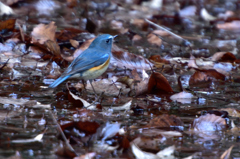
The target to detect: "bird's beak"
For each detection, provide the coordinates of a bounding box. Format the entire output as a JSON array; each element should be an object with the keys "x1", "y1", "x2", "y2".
[{"x1": 113, "y1": 35, "x2": 118, "y2": 39}]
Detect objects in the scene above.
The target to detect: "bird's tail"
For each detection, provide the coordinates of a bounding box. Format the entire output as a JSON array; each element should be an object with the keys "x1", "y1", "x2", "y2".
[{"x1": 49, "y1": 75, "x2": 71, "y2": 88}]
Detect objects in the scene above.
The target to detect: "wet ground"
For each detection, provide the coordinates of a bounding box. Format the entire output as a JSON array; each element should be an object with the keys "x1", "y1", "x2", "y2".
[{"x1": 1, "y1": 0, "x2": 240, "y2": 158}]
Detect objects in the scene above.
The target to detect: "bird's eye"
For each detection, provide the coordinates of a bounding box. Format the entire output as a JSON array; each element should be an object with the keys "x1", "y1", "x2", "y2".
[{"x1": 105, "y1": 39, "x2": 110, "y2": 44}]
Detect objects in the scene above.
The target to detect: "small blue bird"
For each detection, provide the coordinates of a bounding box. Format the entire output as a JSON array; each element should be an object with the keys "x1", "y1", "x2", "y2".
[{"x1": 49, "y1": 34, "x2": 116, "y2": 92}]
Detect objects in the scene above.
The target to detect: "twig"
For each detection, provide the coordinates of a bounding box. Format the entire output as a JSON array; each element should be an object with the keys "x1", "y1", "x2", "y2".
[
  {"x1": 0, "y1": 59, "x2": 9, "y2": 70},
  {"x1": 145, "y1": 19, "x2": 192, "y2": 47},
  {"x1": 49, "y1": 110, "x2": 78, "y2": 157},
  {"x1": 85, "y1": 91, "x2": 104, "y2": 108}
]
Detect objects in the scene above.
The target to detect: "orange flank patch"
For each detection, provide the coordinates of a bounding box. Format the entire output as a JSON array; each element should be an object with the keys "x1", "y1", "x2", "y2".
[{"x1": 89, "y1": 56, "x2": 110, "y2": 71}]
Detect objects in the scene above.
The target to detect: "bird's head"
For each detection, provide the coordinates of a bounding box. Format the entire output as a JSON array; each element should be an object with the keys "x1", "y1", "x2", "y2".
[{"x1": 89, "y1": 34, "x2": 117, "y2": 52}]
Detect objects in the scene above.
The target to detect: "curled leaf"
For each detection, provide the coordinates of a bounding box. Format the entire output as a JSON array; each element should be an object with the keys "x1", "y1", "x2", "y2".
[
  {"x1": 211, "y1": 52, "x2": 236, "y2": 63},
  {"x1": 193, "y1": 114, "x2": 227, "y2": 132},
  {"x1": 31, "y1": 21, "x2": 60, "y2": 56},
  {"x1": 148, "y1": 72, "x2": 173, "y2": 93},
  {"x1": 189, "y1": 69, "x2": 225, "y2": 87}
]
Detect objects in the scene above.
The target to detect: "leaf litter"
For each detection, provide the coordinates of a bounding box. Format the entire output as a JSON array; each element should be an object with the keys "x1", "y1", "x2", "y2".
[{"x1": 1, "y1": 0, "x2": 240, "y2": 158}]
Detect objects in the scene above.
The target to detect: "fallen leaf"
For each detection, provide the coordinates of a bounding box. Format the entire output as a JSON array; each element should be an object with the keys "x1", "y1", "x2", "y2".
[
  {"x1": 75, "y1": 121, "x2": 100, "y2": 135},
  {"x1": 193, "y1": 114, "x2": 227, "y2": 132},
  {"x1": 148, "y1": 72, "x2": 173, "y2": 93},
  {"x1": 220, "y1": 145, "x2": 234, "y2": 159},
  {"x1": 56, "y1": 28, "x2": 85, "y2": 42},
  {"x1": 93, "y1": 143, "x2": 119, "y2": 152},
  {"x1": 31, "y1": 21, "x2": 60, "y2": 56},
  {"x1": 200, "y1": 8, "x2": 217, "y2": 21},
  {"x1": 188, "y1": 54, "x2": 198, "y2": 69},
  {"x1": 111, "y1": 100, "x2": 132, "y2": 111},
  {"x1": 0, "y1": 2, "x2": 13, "y2": 15},
  {"x1": 217, "y1": 20, "x2": 240, "y2": 31},
  {"x1": 147, "y1": 33, "x2": 162, "y2": 46},
  {"x1": 149, "y1": 55, "x2": 170, "y2": 64},
  {"x1": 45, "y1": 40, "x2": 61, "y2": 56},
  {"x1": 0, "y1": 19, "x2": 16, "y2": 31},
  {"x1": 31, "y1": 22, "x2": 56, "y2": 44},
  {"x1": 131, "y1": 138, "x2": 175, "y2": 159},
  {"x1": 119, "y1": 135, "x2": 130, "y2": 149},
  {"x1": 101, "y1": 122, "x2": 121, "y2": 141},
  {"x1": 156, "y1": 145, "x2": 175, "y2": 158},
  {"x1": 67, "y1": 86, "x2": 96, "y2": 109},
  {"x1": 11, "y1": 133, "x2": 44, "y2": 143},
  {"x1": 55, "y1": 141, "x2": 77, "y2": 158},
  {"x1": 189, "y1": 69, "x2": 226, "y2": 87},
  {"x1": 170, "y1": 91, "x2": 194, "y2": 104},
  {"x1": 131, "y1": 143, "x2": 159, "y2": 159},
  {"x1": 67, "y1": 87, "x2": 84, "y2": 108},
  {"x1": 211, "y1": 52, "x2": 236, "y2": 63},
  {"x1": 148, "y1": 114, "x2": 184, "y2": 128},
  {"x1": 179, "y1": 5, "x2": 197, "y2": 17}
]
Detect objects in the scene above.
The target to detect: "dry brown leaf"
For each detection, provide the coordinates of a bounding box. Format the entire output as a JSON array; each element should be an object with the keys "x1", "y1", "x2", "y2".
[
  {"x1": 75, "y1": 121, "x2": 100, "y2": 135},
  {"x1": 188, "y1": 54, "x2": 198, "y2": 69},
  {"x1": 31, "y1": 21, "x2": 56, "y2": 44},
  {"x1": 55, "y1": 141, "x2": 77, "y2": 158},
  {"x1": 189, "y1": 69, "x2": 225, "y2": 87},
  {"x1": 131, "y1": 69, "x2": 141, "y2": 81},
  {"x1": 148, "y1": 72, "x2": 173, "y2": 93},
  {"x1": 147, "y1": 33, "x2": 162, "y2": 46},
  {"x1": 0, "y1": 19, "x2": 16, "y2": 31},
  {"x1": 56, "y1": 28, "x2": 85, "y2": 42},
  {"x1": 31, "y1": 22, "x2": 61, "y2": 56},
  {"x1": 132, "y1": 137, "x2": 165, "y2": 151},
  {"x1": 45, "y1": 40, "x2": 61, "y2": 56},
  {"x1": 211, "y1": 52, "x2": 236, "y2": 63},
  {"x1": 149, "y1": 55, "x2": 170, "y2": 64},
  {"x1": 148, "y1": 114, "x2": 184, "y2": 128}
]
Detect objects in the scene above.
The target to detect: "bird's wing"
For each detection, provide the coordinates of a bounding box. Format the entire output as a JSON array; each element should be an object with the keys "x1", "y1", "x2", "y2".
[{"x1": 62, "y1": 49, "x2": 110, "y2": 76}]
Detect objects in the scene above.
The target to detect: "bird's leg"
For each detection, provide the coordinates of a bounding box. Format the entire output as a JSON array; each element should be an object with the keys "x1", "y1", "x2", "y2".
[
  {"x1": 89, "y1": 79, "x2": 97, "y2": 96},
  {"x1": 81, "y1": 79, "x2": 87, "y2": 95}
]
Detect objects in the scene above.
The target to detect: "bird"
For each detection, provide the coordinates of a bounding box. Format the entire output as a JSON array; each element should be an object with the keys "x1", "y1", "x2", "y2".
[{"x1": 49, "y1": 34, "x2": 116, "y2": 93}]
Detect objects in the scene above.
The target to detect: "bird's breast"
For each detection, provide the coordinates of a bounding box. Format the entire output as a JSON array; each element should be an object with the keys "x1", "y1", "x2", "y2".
[{"x1": 81, "y1": 56, "x2": 110, "y2": 80}]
